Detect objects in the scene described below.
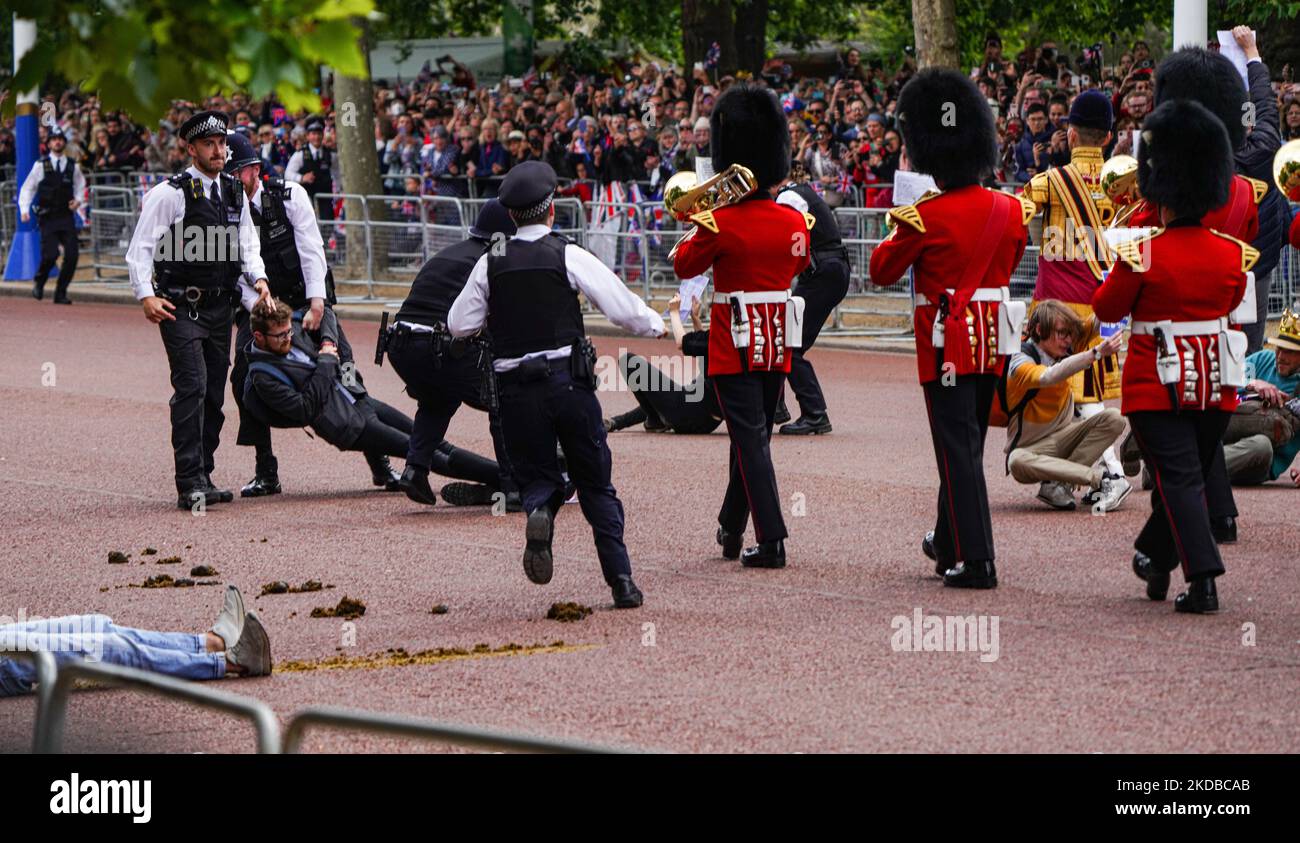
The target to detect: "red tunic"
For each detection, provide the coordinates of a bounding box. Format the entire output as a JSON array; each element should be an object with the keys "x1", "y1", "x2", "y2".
[
  {"x1": 1092, "y1": 225, "x2": 1253, "y2": 414},
  {"x1": 1127, "y1": 174, "x2": 1263, "y2": 241},
  {"x1": 1290, "y1": 212, "x2": 1300, "y2": 249},
  {"x1": 672, "y1": 197, "x2": 811, "y2": 376},
  {"x1": 868, "y1": 185, "x2": 1031, "y2": 383}
]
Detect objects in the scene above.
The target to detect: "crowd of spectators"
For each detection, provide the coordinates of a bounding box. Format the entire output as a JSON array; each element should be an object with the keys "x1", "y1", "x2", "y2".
[{"x1": 2, "y1": 39, "x2": 1299, "y2": 210}]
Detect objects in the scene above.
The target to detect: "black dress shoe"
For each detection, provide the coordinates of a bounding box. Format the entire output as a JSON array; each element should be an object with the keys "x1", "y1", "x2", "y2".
[
  {"x1": 779, "y1": 413, "x2": 832, "y2": 435},
  {"x1": 921, "y1": 530, "x2": 947, "y2": 577},
  {"x1": 1131, "y1": 551, "x2": 1169, "y2": 601},
  {"x1": 716, "y1": 527, "x2": 743, "y2": 560},
  {"x1": 369, "y1": 458, "x2": 402, "y2": 491},
  {"x1": 398, "y1": 465, "x2": 437, "y2": 505},
  {"x1": 522, "y1": 507, "x2": 555, "y2": 584},
  {"x1": 611, "y1": 575, "x2": 644, "y2": 608},
  {"x1": 53, "y1": 297, "x2": 72, "y2": 305},
  {"x1": 773, "y1": 403, "x2": 792, "y2": 426},
  {"x1": 943, "y1": 560, "x2": 997, "y2": 589},
  {"x1": 176, "y1": 487, "x2": 226, "y2": 509},
  {"x1": 504, "y1": 491, "x2": 524, "y2": 513},
  {"x1": 1210, "y1": 516, "x2": 1237, "y2": 544},
  {"x1": 32, "y1": 284, "x2": 44, "y2": 300},
  {"x1": 1174, "y1": 577, "x2": 1219, "y2": 614},
  {"x1": 240, "y1": 474, "x2": 282, "y2": 498},
  {"x1": 741, "y1": 540, "x2": 786, "y2": 568},
  {"x1": 440, "y1": 482, "x2": 496, "y2": 506},
  {"x1": 201, "y1": 478, "x2": 234, "y2": 503}
]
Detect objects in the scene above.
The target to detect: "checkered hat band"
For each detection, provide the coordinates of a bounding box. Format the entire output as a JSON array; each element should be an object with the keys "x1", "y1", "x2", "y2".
[
  {"x1": 516, "y1": 194, "x2": 553, "y2": 219},
  {"x1": 185, "y1": 115, "x2": 226, "y2": 142}
]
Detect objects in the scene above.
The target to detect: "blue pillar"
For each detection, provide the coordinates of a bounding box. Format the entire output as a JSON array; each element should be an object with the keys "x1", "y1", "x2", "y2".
[{"x1": 4, "y1": 16, "x2": 40, "y2": 282}]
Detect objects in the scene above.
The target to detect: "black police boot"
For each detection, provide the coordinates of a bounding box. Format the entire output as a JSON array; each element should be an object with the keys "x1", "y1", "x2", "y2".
[
  {"x1": 943, "y1": 560, "x2": 997, "y2": 589},
  {"x1": 365, "y1": 454, "x2": 402, "y2": 491},
  {"x1": 1131, "y1": 551, "x2": 1170, "y2": 601},
  {"x1": 32, "y1": 280, "x2": 45, "y2": 300},
  {"x1": 922, "y1": 530, "x2": 947, "y2": 577},
  {"x1": 522, "y1": 506, "x2": 555, "y2": 584},
  {"x1": 202, "y1": 476, "x2": 234, "y2": 503},
  {"x1": 1210, "y1": 516, "x2": 1237, "y2": 544},
  {"x1": 611, "y1": 575, "x2": 644, "y2": 609},
  {"x1": 773, "y1": 398, "x2": 792, "y2": 426},
  {"x1": 440, "y1": 482, "x2": 497, "y2": 506},
  {"x1": 1174, "y1": 576, "x2": 1219, "y2": 614},
  {"x1": 53, "y1": 295, "x2": 72, "y2": 305},
  {"x1": 716, "y1": 526, "x2": 743, "y2": 560},
  {"x1": 240, "y1": 474, "x2": 282, "y2": 498},
  {"x1": 176, "y1": 487, "x2": 227, "y2": 510},
  {"x1": 504, "y1": 490, "x2": 524, "y2": 513},
  {"x1": 779, "y1": 412, "x2": 832, "y2": 435},
  {"x1": 398, "y1": 465, "x2": 437, "y2": 506},
  {"x1": 741, "y1": 540, "x2": 786, "y2": 569}
]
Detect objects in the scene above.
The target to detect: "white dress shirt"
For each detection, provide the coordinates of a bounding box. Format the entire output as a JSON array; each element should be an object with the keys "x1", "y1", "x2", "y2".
[
  {"x1": 125, "y1": 166, "x2": 266, "y2": 304},
  {"x1": 284, "y1": 145, "x2": 336, "y2": 185},
  {"x1": 449, "y1": 223, "x2": 665, "y2": 372},
  {"x1": 18, "y1": 153, "x2": 87, "y2": 217},
  {"x1": 240, "y1": 179, "x2": 328, "y2": 311}
]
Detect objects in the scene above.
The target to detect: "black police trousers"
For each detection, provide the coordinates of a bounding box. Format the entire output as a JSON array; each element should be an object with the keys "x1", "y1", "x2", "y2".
[
  {"x1": 922, "y1": 373, "x2": 997, "y2": 565},
  {"x1": 1128, "y1": 410, "x2": 1230, "y2": 582},
  {"x1": 36, "y1": 214, "x2": 79, "y2": 300},
  {"x1": 787, "y1": 256, "x2": 850, "y2": 418},
  {"x1": 158, "y1": 294, "x2": 234, "y2": 493},
  {"x1": 713, "y1": 370, "x2": 788, "y2": 544},
  {"x1": 230, "y1": 306, "x2": 355, "y2": 477},
  {"x1": 613, "y1": 352, "x2": 720, "y2": 435},
  {"x1": 497, "y1": 364, "x2": 632, "y2": 584},
  {"x1": 387, "y1": 336, "x2": 514, "y2": 490}
]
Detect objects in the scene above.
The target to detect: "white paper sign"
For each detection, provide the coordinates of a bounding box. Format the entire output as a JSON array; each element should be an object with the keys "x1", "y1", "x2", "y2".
[
  {"x1": 1216, "y1": 30, "x2": 1253, "y2": 90},
  {"x1": 673, "y1": 275, "x2": 710, "y2": 320},
  {"x1": 892, "y1": 170, "x2": 939, "y2": 206},
  {"x1": 1103, "y1": 226, "x2": 1155, "y2": 249}
]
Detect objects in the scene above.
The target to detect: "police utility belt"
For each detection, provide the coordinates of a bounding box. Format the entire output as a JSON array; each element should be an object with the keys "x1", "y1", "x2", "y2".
[
  {"x1": 154, "y1": 284, "x2": 235, "y2": 319},
  {"x1": 1131, "y1": 317, "x2": 1247, "y2": 390},
  {"x1": 712, "y1": 291, "x2": 805, "y2": 351},
  {"x1": 914, "y1": 286, "x2": 1025, "y2": 356}
]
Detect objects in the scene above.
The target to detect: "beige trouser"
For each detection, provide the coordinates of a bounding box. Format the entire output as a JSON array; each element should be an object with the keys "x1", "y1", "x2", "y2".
[
  {"x1": 1008, "y1": 407, "x2": 1126, "y2": 488},
  {"x1": 1223, "y1": 434, "x2": 1274, "y2": 486}
]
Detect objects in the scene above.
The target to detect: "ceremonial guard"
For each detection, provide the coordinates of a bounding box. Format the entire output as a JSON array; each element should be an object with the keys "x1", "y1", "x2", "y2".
[
  {"x1": 672, "y1": 83, "x2": 813, "y2": 569},
  {"x1": 774, "y1": 161, "x2": 850, "y2": 436},
  {"x1": 869, "y1": 68, "x2": 1032, "y2": 589},
  {"x1": 1021, "y1": 90, "x2": 1127, "y2": 504},
  {"x1": 125, "y1": 111, "x2": 271, "y2": 508},
  {"x1": 1093, "y1": 99, "x2": 1255, "y2": 614},
  {"x1": 384, "y1": 199, "x2": 520, "y2": 508},
  {"x1": 17, "y1": 127, "x2": 85, "y2": 304},
  {"x1": 448, "y1": 161, "x2": 665, "y2": 608},
  {"x1": 223, "y1": 132, "x2": 399, "y2": 495},
  {"x1": 285, "y1": 117, "x2": 336, "y2": 220}
]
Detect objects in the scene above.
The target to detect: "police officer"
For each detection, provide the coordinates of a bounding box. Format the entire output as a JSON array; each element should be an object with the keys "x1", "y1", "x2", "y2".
[
  {"x1": 125, "y1": 110, "x2": 272, "y2": 509},
  {"x1": 386, "y1": 199, "x2": 520, "y2": 508},
  {"x1": 222, "y1": 131, "x2": 399, "y2": 495},
  {"x1": 775, "y1": 161, "x2": 850, "y2": 435},
  {"x1": 18, "y1": 127, "x2": 85, "y2": 304},
  {"x1": 285, "y1": 117, "x2": 336, "y2": 221},
  {"x1": 448, "y1": 161, "x2": 665, "y2": 608}
]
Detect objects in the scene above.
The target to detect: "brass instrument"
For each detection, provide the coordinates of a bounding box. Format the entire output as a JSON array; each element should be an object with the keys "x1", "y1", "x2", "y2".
[
  {"x1": 1100, "y1": 154, "x2": 1142, "y2": 228},
  {"x1": 664, "y1": 163, "x2": 757, "y2": 259},
  {"x1": 1274, "y1": 139, "x2": 1300, "y2": 203}
]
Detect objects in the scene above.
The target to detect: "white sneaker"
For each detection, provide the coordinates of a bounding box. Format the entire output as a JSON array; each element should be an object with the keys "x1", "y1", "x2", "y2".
[
  {"x1": 1036, "y1": 481, "x2": 1076, "y2": 510},
  {"x1": 1095, "y1": 475, "x2": 1132, "y2": 513},
  {"x1": 210, "y1": 585, "x2": 246, "y2": 651}
]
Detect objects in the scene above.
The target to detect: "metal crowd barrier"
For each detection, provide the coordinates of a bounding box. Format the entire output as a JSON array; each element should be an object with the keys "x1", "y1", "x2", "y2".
[{"x1": 0, "y1": 649, "x2": 57, "y2": 753}]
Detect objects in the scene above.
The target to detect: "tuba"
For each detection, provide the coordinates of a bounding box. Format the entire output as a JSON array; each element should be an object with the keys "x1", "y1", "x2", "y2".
[
  {"x1": 1273, "y1": 139, "x2": 1300, "y2": 203},
  {"x1": 1100, "y1": 154, "x2": 1142, "y2": 228},
  {"x1": 664, "y1": 163, "x2": 758, "y2": 259}
]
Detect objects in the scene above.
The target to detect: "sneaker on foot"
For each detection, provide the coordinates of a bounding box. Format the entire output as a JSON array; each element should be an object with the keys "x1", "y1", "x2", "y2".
[{"x1": 1036, "y1": 481, "x2": 1076, "y2": 510}]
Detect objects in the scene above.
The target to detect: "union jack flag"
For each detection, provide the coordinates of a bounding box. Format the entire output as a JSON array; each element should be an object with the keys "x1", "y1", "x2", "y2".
[{"x1": 705, "y1": 42, "x2": 721, "y2": 69}]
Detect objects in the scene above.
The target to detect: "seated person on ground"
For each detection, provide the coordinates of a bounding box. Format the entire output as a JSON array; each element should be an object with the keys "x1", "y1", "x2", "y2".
[
  {"x1": 1222, "y1": 310, "x2": 1300, "y2": 486},
  {"x1": 0, "y1": 586, "x2": 269, "y2": 696},
  {"x1": 242, "y1": 299, "x2": 501, "y2": 503},
  {"x1": 604, "y1": 293, "x2": 723, "y2": 435},
  {"x1": 995, "y1": 299, "x2": 1129, "y2": 512}
]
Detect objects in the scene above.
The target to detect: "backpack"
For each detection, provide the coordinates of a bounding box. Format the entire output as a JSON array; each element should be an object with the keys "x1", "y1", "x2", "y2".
[{"x1": 990, "y1": 341, "x2": 1045, "y2": 474}]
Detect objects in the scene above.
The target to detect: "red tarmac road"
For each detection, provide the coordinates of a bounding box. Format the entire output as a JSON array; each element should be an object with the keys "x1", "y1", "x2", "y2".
[{"x1": 1, "y1": 298, "x2": 1297, "y2": 753}]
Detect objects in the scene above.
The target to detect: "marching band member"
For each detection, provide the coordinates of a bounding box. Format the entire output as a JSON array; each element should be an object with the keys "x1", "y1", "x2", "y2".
[{"x1": 869, "y1": 68, "x2": 1032, "y2": 589}]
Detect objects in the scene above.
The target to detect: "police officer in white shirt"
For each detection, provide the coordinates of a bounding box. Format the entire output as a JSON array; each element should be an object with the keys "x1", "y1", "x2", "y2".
[
  {"x1": 448, "y1": 161, "x2": 665, "y2": 608},
  {"x1": 125, "y1": 110, "x2": 272, "y2": 509},
  {"x1": 284, "y1": 117, "x2": 337, "y2": 220},
  {"x1": 18, "y1": 127, "x2": 86, "y2": 303}
]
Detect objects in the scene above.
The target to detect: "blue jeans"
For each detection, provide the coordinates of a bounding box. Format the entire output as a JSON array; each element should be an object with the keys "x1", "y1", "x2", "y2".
[{"x1": 0, "y1": 614, "x2": 224, "y2": 697}]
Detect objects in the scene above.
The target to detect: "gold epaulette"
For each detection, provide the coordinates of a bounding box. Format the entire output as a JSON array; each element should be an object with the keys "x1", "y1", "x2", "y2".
[
  {"x1": 1208, "y1": 229, "x2": 1260, "y2": 272},
  {"x1": 887, "y1": 204, "x2": 925, "y2": 233},
  {"x1": 802, "y1": 211, "x2": 816, "y2": 230},
  {"x1": 1015, "y1": 194, "x2": 1037, "y2": 226},
  {"x1": 1244, "y1": 176, "x2": 1268, "y2": 205},
  {"x1": 1113, "y1": 229, "x2": 1163, "y2": 271},
  {"x1": 689, "y1": 209, "x2": 718, "y2": 233}
]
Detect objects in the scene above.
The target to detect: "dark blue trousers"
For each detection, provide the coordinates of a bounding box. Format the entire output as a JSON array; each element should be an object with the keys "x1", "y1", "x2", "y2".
[{"x1": 497, "y1": 364, "x2": 631, "y2": 584}]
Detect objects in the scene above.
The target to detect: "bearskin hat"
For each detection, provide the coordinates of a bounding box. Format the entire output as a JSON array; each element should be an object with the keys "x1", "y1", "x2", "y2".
[
  {"x1": 1138, "y1": 99, "x2": 1233, "y2": 220},
  {"x1": 895, "y1": 68, "x2": 996, "y2": 189},
  {"x1": 1154, "y1": 47, "x2": 1247, "y2": 149},
  {"x1": 710, "y1": 82, "x2": 790, "y2": 191}
]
